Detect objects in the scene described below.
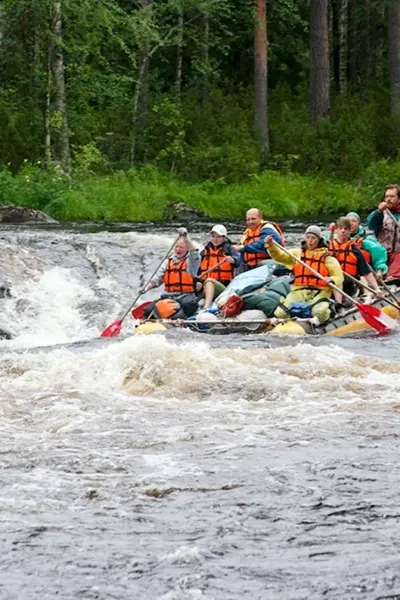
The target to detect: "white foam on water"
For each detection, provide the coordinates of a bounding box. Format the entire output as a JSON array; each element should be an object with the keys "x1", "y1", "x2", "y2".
[
  {"x1": 162, "y1": 545, "x2": 206, "y2": 564},
  {"x1": 0, "y1": 335, "x2": 399, "y2": 429},
  {"x1": 0, "y1": 266, "x2": 98, "y2": 348},
  {"x1": 162, "y1": 589, "x2": 214, "y2": 600}
]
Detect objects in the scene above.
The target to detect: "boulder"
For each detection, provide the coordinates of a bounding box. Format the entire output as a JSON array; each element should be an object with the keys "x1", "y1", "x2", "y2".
[
  {"x1": 163, "y1": 202, "x2": 207, "y2": 221},
  {"x1": 0, "y1": 284, "x2": 11, "y2": 299},
  {"x1": 0, "y1": 205, "x2": 58, "y2": 224},
  {"x1": 0, "y1": 327, "x2": 13, "y2": 340}
]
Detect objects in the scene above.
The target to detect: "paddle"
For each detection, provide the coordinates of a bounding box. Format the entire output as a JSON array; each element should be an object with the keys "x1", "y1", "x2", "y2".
[
  {"x1": 374, "y1": 274, "x2": 400, "y2": 306},
  {"x1": 385, "y1": 208, "x2": 399, "y2": 228},
  {"x1": 198, "y1": 259, "x2": 228, "y2": 279},
  {"x1": 100, "y1": 236, "x2": 179, "y2": 337},
  {"x1": 344, "y1": 271, "x2": 400, "y2": 311},
  {"x1": 131, "y1": 301, "x2": 153, "y2": 320},
  {"x1": 270, "y1": 240, "x2": 398, "y2": 334}
]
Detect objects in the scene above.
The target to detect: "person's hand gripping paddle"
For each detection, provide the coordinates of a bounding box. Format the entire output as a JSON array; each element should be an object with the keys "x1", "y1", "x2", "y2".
[
  {"x1": 271, "y1": 241, "x2": 398, "y2": 334},
  {"x1": 100, "y1": 236, "x2": 179, "y2": 338}
]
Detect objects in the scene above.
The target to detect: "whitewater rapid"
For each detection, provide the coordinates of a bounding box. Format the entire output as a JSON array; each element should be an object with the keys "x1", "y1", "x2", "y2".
[{"x1": 0, "y1": 223, "x2": 399, "y2": 599}]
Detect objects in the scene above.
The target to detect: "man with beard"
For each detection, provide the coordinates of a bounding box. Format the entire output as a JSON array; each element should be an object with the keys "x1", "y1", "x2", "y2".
[{"x1": 367, "y1": 185, "x2": 400, "y2": 278}]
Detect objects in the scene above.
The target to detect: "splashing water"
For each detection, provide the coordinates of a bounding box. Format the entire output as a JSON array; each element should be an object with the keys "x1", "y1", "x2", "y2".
[{"x1": 0, "y1": 224, "x2": 399, "y2": 599}]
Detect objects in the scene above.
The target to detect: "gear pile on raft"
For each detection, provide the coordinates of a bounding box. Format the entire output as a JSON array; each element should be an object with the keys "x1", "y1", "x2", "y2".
[{"x1": 107, "y1": 184, "x2": 400, "y2": 338}]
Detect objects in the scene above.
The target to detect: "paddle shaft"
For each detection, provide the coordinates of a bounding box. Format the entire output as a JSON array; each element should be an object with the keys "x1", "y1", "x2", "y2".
[
  {"x1": 373, "y1": 273, "x2": 400, "y2": 305},
  {"x1": 121, "y1": 236, "x2": 179, "y2": 322},
  {"x1": 271, "y1": 241, "x2": 357, "y2": 305},
  {"x1": 199, "y1": 259, "x2": 229, "y2": 279},
  {"x1": 344, "y1": 272, "x2": 400, "y2": 311},
  {"x1": 385, "y1": 209, "x2": 399, "y2": 228}
]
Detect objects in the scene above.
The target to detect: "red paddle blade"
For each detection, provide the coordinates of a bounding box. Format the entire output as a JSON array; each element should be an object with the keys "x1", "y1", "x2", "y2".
[
  {"x1": 357, "y1": 303, "x2": 397, "y2": 334},
  {"x1": 100, "y1": 319, "x2": 123, "y2": 338},
  {"x1": 131, "y1": 301, "x2": 152, "y2": 319}
]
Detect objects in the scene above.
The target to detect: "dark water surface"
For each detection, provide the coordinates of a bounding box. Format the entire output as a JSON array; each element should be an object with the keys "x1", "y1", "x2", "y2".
[{"x1": 0, "y1": 222, "x2": 399, "y2": 600}]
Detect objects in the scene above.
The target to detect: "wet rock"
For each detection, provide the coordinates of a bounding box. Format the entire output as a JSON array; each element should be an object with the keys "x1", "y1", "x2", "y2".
[
  {"x1": 0, "y1": 205, "x2": 58, "y2": 224},
  {"x1": 0, "y1": 327, "x2": 13, "y2": 340},
  {"x1": 0, "y1": 283, "x2": 11, "y2": 299},
  {"x1": 163, "y1": 202, "x2": 207, "y2": 221},
  {"x1": 86, "y1": 489, "x2": 99, "y2": 500}
]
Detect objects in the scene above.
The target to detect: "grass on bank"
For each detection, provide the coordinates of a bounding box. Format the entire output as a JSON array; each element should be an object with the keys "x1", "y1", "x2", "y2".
[{"x1": 0, "y1": 161, "x2": 397, "y2": 222}]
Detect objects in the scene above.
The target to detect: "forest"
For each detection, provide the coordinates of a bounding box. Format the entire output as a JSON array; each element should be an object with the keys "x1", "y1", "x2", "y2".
[{"x1": 0, "y1": 0, "x2": 399, "y2": 221}]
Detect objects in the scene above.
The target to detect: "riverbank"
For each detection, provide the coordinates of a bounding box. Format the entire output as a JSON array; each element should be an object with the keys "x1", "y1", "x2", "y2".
[{"x1": 0, "y1": 163, "x2": 396, "y2": 222}]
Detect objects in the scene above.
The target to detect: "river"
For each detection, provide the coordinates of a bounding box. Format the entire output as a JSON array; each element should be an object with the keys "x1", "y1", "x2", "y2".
[{"x1": 0, "y1": 221, "x2": 399, "y2": 600}]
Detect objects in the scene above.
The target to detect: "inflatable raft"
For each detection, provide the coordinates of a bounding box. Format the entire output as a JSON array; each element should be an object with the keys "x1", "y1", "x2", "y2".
[{"x1": 135, "y1": 278, "x2": 400, "y2": 337}]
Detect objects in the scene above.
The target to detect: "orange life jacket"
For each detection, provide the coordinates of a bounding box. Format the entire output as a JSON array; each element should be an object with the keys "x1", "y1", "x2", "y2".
[
  {"x1": 329, "y1": 239, "x2": 358, "y2": 277},
  {"x1": 241, "y1": 222, "x2": 285, "y2": 268},
  {"x1": 293, "y1": 249, "x2": 330, "y2": 288},
  {"x1": 353, "y1": 236, "x2": 371, "y2": 265},
  {"x1": 200, "y1": 244, "x2": 235, "y2": 283},
  {"x1": 153, "y1": 298, "x2": 182, "y2": 319},
  {"x1": 163, "y1": 257, "x2": 195, "y2": 293}
]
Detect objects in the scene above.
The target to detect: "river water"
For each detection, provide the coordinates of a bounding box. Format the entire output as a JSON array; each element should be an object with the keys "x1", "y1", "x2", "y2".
[{"x1": 0, "y1": 222, "x2": 399, "y2": 600}]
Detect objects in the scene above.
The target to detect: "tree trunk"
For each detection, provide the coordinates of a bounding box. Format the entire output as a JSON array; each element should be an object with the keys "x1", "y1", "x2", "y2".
[
  {"x1": 388, "y1": 0, "x2": 400, "y2": 116},
  {"x1": 175, "y1": 6, "x2": 183, "y2": 99},
  {"x1": 339, "y1": 0, "x2": 348, "y2": 94},
  {"x1": 348, "y1": 0, "x2": 357, "y2": 90},
  {"x1": 254, "y1": 0, "x2": 269, "y2": 159},
  {"x1": 131, "y1": 56, "x2": 148, "y2": 167},
  {"x1": 45, "y1": 44, "x2": 52, "y2": 166},
  {"x1": 0, "y1": 3, "x2": 5, "y2": 46},
  {"x1": 51, "y1": 2, "x2": 71, "y2": 173},
  {"x1": 373, "y1": 1, "x2": 386, "y2": 82},
  {"x1": 200, "y1": 10, "x2": 210, "y2": 101},
  {"x1": 310, "y1": 0, "x2": 330, "y2": 125}
]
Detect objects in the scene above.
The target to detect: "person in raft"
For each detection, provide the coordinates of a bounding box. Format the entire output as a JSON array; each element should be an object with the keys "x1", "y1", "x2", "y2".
[
  {"x1": 367, "y1": 184, "x2": 400, "y2": 278},
  {"x1": 328, "y1": 217, "x2": 383, "y2": 300},
  {"x1": 233, "y1": 208, "x2": 284, "y2": 270},
  {"x1": 198, "y1": 224, "x2": 241, "y2": 310},
  {"x1": 344, "y1": 211, "x2": 388, "y2": 280},
  {"x1": 265, "y1": 225, "x2": 344, "y2": 326},
  {"x1": 142, "y1": 227, "x2": 201, "y2": 319},
  {"x1": 367, "y1": 184, "x2": 400, "y2": 257}
]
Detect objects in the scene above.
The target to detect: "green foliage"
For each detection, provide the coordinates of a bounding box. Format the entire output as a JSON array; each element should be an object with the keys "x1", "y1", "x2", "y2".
[
  {"x1": 0, "y1": 165, "x2": 375, "y2": 222},
  {"x1": 361, "y1": 159, "x2": 400, "y2": 206},
  {"x1": 0, "y1": 164, "x2": 68, "y2": 213},
  {"x1": 72, "y1": 143, "x2": 110, "y2": 174},
  {"x1": 0, "y1": 0, "x2": 398, "y2": 208},
  {"x1": 269, "y1": 91, "x2": 381, "y2": 179}
]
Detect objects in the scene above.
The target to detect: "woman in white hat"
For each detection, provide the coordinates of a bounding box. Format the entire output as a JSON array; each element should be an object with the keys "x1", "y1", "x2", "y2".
[
  {"x1": 198, "y1": 224, "x2": 241, "y2": 310},
  {"x1": 265, "y1": 225, "x2": 343, "y2": 325}
]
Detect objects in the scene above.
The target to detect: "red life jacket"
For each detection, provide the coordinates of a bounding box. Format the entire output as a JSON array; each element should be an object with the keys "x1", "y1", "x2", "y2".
[
  {"x1": 241, "y1": 222, "x2": 285, "y2": 268},
  {"x1": 200, "y1": 244, "x2": 235, "y2": 283},
  {"x1": 329, "y1": 239, "x2": 358, "y2": 277},
  {"x1": 293, "y1": 249, "x2": 330, "y2": 288},
  {"x1": 163, "y1": 257, "x2": 195, "y2": 293}
]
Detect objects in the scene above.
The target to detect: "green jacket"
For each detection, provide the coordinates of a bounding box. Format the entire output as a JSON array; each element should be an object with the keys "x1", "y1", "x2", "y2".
[{"x1": 350, "y1": 225, "x2": 388, "y2": 275}]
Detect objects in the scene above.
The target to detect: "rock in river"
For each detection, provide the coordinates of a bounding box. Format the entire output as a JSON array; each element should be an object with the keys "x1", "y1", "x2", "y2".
[{"x1": 0, "y1": 205, "x2": 58, "y2": 224}]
